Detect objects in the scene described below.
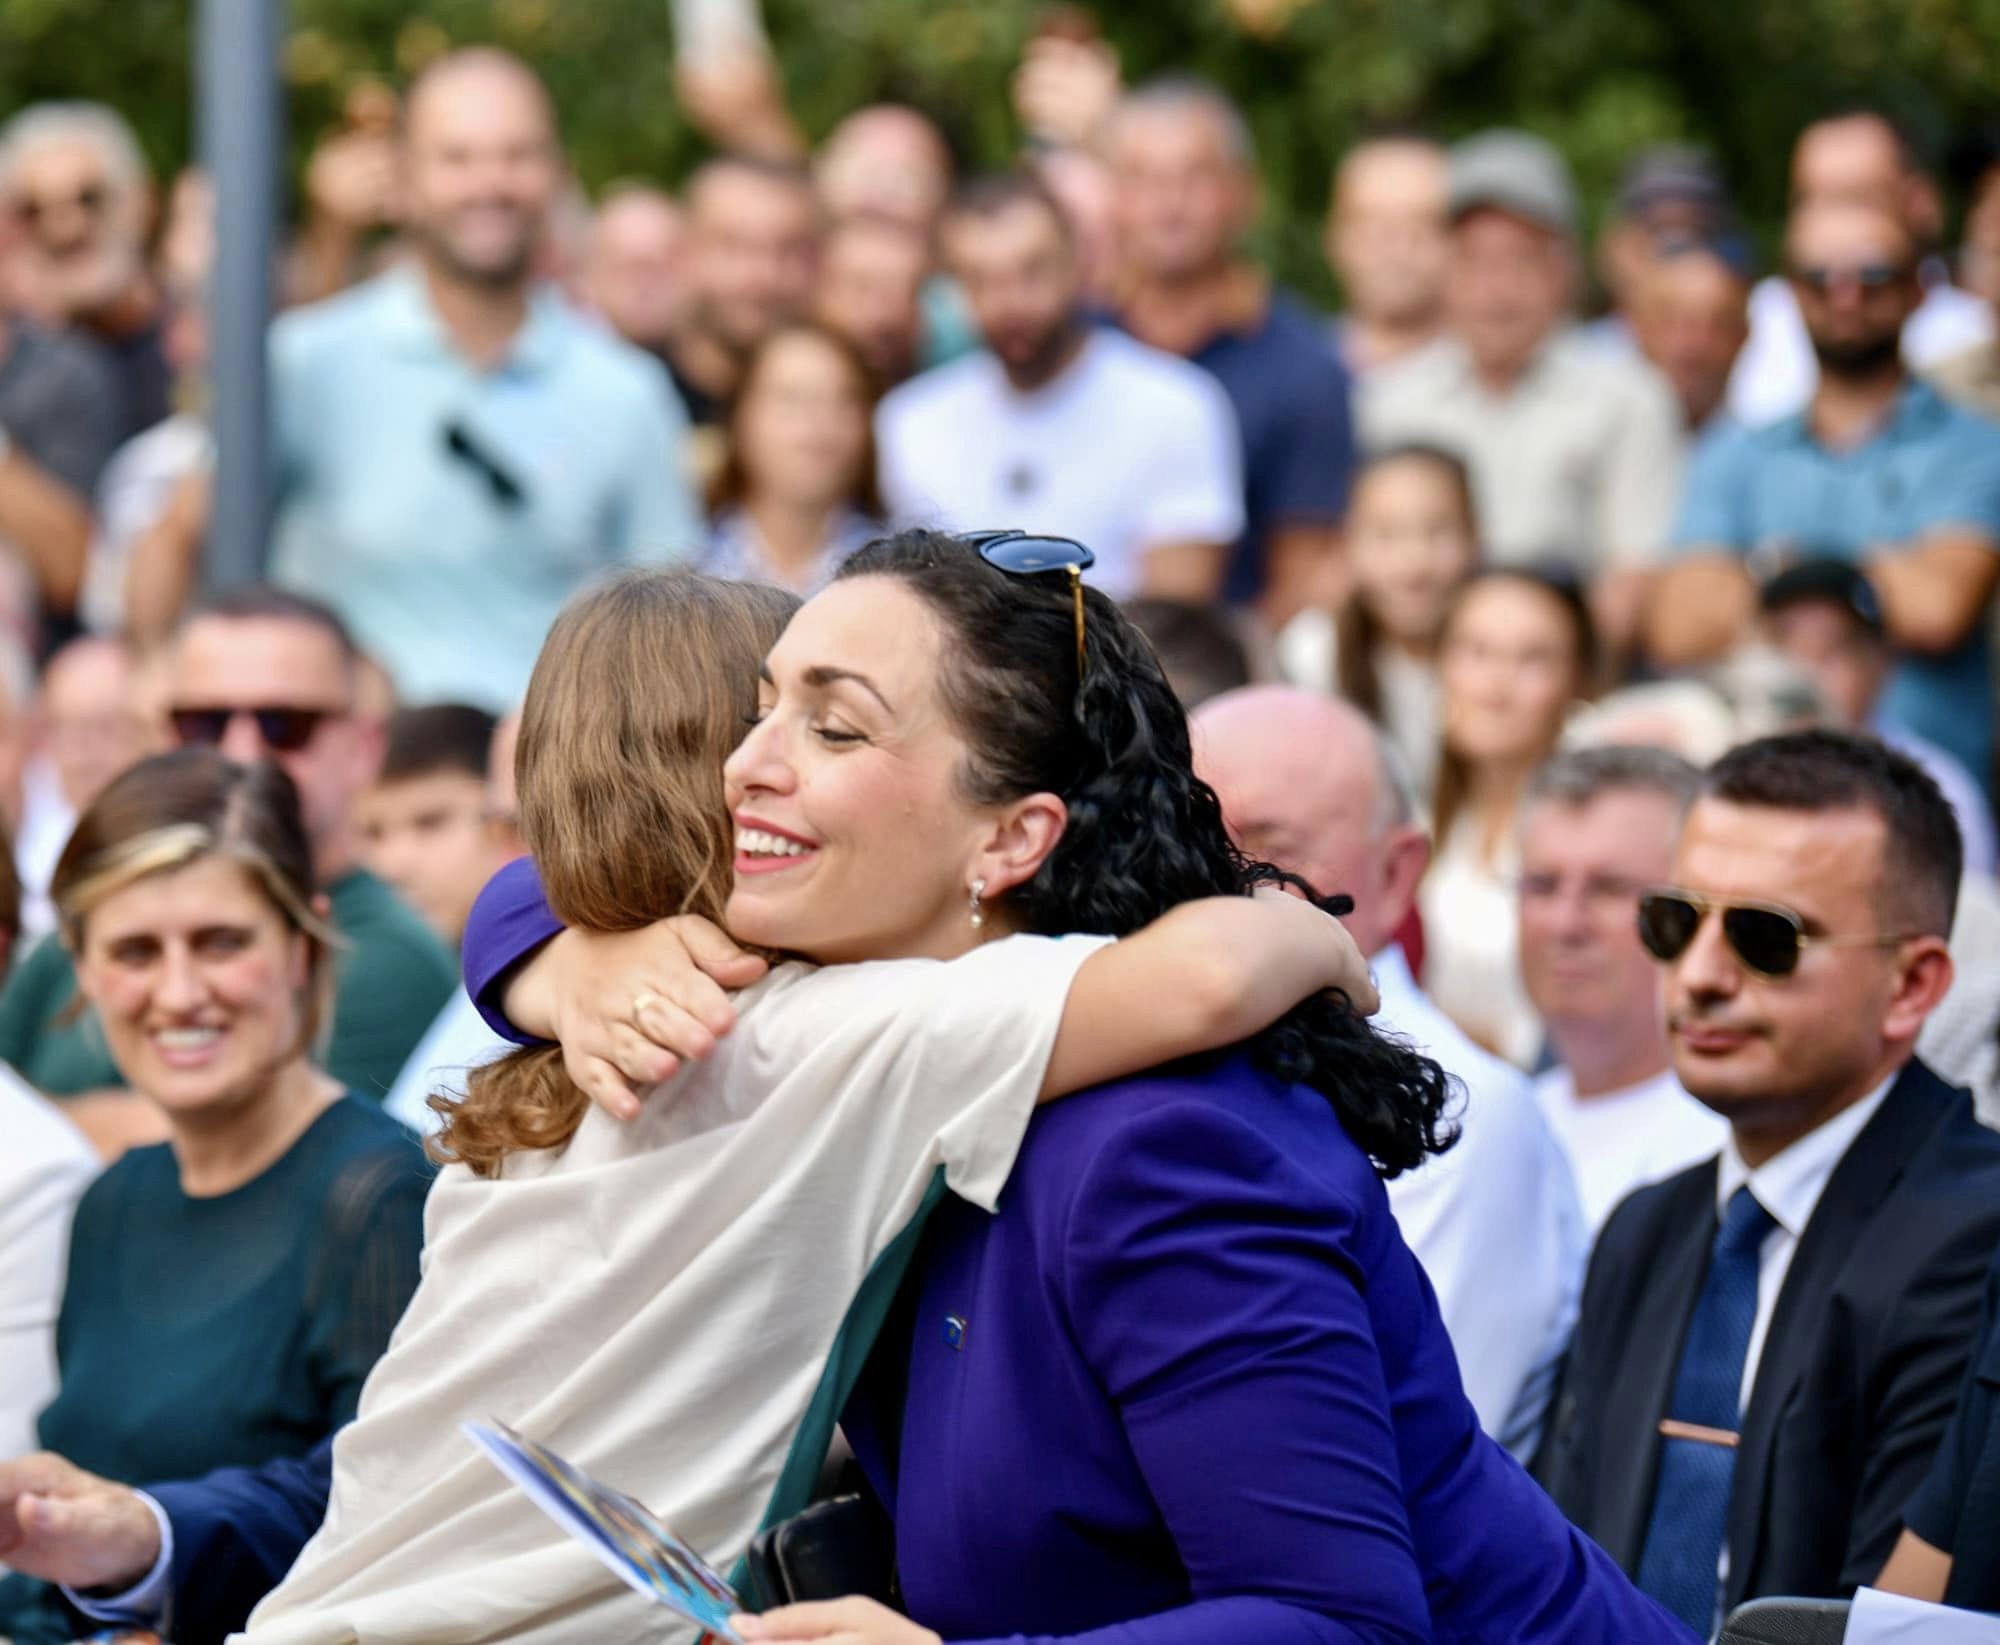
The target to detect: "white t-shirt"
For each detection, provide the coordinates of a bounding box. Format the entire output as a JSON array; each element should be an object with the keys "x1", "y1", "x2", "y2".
[
  {"x1": 0, "y1": 1070, "x2": 99, "y2": 1459},
  {"x1": 242, "y1": 933, "x2": 1107, "y2": 1645},
  {"x1": 875, "y1": 329, "x2": 1244, "y2": 600},
  {"x1": 1533, "y1": 1064, "x2": 1730, "y2": 1233}
]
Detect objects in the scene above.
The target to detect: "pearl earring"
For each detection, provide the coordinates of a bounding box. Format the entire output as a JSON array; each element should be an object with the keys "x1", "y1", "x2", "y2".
[{"x1": 969, "y1": 878, "x2": 987, "y2": 929}]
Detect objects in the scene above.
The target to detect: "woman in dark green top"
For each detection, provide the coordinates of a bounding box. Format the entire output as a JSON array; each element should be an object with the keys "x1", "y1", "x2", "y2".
[{"x1": 0, "y1": 749, "x2": 428, "y2": 1645}]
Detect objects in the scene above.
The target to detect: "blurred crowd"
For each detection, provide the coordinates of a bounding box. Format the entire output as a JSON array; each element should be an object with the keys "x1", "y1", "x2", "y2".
[{"x1": 4, "y1": 6, "x2": 2000, "y2": 1640}]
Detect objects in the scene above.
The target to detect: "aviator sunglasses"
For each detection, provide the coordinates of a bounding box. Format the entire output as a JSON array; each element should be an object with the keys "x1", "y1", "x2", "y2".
[
  {"x1": 1636, "y1": 888, "x2": 1916, "y2": 980},
  {"x1": 960, "y1": 530, "x2": 1096, "y2": 675}
]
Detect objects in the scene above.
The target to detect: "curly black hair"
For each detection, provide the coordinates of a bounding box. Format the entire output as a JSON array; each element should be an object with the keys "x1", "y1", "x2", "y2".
[{"x1": 835, "y1": 529, "x2": 1457, "y2": 1178}]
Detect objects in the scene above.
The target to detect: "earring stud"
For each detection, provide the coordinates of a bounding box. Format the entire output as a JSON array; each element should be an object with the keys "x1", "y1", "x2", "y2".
[{"x1": 969, "y1": 878, "x2": 987, "y2": 929}]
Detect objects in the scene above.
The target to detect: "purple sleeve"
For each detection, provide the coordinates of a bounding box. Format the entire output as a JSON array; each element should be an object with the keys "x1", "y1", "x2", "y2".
[{"x1": 460, "y1": 856, "x2": 565, "y2": 1045}]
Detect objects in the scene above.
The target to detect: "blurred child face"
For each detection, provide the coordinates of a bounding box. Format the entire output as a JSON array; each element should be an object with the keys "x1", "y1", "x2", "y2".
[
  {"x1": 356, "y1": 770, "x2": 493, "y2": 945},
  {"x1": 1347, "y1": 457, "x2": 1477, "y2": 650}
]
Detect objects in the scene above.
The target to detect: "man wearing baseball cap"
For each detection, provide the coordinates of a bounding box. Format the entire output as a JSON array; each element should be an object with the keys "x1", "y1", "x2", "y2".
[
  {"x1": 1760, "y1": 557, "x2": 1995, "y2": 876},
  {"x1": 1358, "y1": 128, "x2": 1686, "y2": 655}
]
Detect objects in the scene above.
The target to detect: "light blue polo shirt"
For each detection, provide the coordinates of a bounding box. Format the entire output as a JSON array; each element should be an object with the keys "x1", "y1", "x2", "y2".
[
  {"x1": 1673, "y1": 380, "x2": 2000, "y2": 781},
  {"x1": 269, "y1": 268, "x2": 701, "y2": 709}
]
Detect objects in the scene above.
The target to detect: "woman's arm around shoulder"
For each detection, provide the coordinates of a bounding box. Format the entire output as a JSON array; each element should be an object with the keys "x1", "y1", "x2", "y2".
[{"x1": 1040, "y1": 889, "x2": 1375, "y2": 1102}]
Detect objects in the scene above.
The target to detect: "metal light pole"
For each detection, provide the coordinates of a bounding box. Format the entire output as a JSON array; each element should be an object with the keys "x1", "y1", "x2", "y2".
[{"x1": 197, "y1": 0, "x2": 283, "y2": 590}]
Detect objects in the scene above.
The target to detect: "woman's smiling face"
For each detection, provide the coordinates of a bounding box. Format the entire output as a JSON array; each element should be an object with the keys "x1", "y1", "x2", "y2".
[{"x1": 723, "y1": 576, "x2": 1015, "y2": 965}]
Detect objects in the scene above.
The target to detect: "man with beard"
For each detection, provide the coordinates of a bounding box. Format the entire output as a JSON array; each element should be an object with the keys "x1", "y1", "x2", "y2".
[
  {"x1": 266, "y1": 49, "x2": 699, "y2": 711},
  {"x1": 1651, "y1": 198, "x2": 2000, "y2": 786},
  {"x1": 1537, "y1": 729, "x2": 2000, "y2": 1634},
  {"x1": 877, "y1": 172, "x2": 1241, "y2": 600}
]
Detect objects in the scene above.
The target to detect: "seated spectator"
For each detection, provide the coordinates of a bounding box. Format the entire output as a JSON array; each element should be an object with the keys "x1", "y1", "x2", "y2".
[
  {"x1": 579, "y1": 182, "x2": 687, "y2": 370},
  {"x1": 0, "y1": 298, "x2": 120, "y2": 633},
  {"x1": 380, "y1": 710, "x2": 523, "y2": 1136},
  {"x1": 0, "y1": 748, "x2": 429, "y2": 1645},
  {"x1": 1424, "y1": 566, "x2": 1598, "y2": 1066},
  {"x1": 1105, "y1": 78, "x2": 1355, "y2": 626},
  {"x1": 699, "y1": 323, "x2": 885, "y2": 595},
  {"x1": 0, "y1": 840, "x2": 96, "y2": 1462},
  {"x1": 877, "y1": 172, "x2": 1242, "y2": 601},
  {"x1": 1758, "y1": 558, "x2": 1996, "y2": 875},
  {"x1": 665, "y1": 154, "x2": 822, "y2": 435},
  {"x1": 1538, "y1": 730, "x2": 2000, "y2": 1631},
  {"x1": 263, "y1": 49, "x2": 701, "y2": 712},
  {"x1": 1518, "y1": 746, "x2": 1728, "y2": 1229},
  {"x1": 14, "y1": 635, "x2": 148, "y2": 940},
  {"x1": 1194, "y1": 684, "x2": 1587, "y2": 1457},
  {"x1": 1323, "y1": 133, "x2": 1451, "y2": 376},
  {"x1": 1359, "y1": 129, "x2": 1686, "y2": 652},
  {"x1": 1653, "y1": 195, "x2": 2000, "y2": 787},
  {"x1": 814, "y1": 214, "x2": 929, "y2": 390},
  {"x1": 1590, "y1": 148, "x2": 1736, "y2": 351},
  {"x1": 1630, "y1": 239, "x2": 1754, "y2": 436},
  {"x1": 0, "y1": 589, "x2": 457, "y2": 1146},
  {"x1": 356, "y1": 703, "x2": 505, "y2": 948},
  {"x1": 1730, "y1": 110, "x2": 1991, "y2": 427},
  {"x1": 0, "y1": 103, "x2": 170, "y2": 441},
  {"x1": 1279, "y1": 442, "x2": 1479, "y2": 797},
  {"x1": 1120, "y1": 598, "x2": 1253, "y2": 711}
]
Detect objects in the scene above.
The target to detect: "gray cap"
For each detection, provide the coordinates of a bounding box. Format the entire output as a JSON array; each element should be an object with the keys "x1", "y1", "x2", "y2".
[{"x1": 1448, "y1": 129, "x2": 1578, "y2": 239}]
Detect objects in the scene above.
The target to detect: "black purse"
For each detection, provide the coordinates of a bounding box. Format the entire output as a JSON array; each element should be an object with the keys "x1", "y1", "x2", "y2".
[{"x1": 743, "y1": 1490, "x2": 901, "y2": 1611}]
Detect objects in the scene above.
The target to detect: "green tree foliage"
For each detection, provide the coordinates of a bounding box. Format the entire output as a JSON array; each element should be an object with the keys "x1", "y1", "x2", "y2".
[{"x1": 2, "y1": 0, "x2": 1997, "y2": 301}]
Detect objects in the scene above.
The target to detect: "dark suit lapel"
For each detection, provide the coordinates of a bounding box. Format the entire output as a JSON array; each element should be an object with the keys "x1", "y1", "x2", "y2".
[
  {"x1": 1598, "y1": 1175, "x2": 1718, "y2": 1570},
  {"x1": 1724, "y1": 1061, "x2": 1956, "y2": 1606}
]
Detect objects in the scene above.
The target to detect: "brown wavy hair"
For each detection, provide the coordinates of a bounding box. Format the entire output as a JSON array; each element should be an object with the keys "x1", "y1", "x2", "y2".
[
  {"x1": 428, "y1": 569, "x2": 800, "y2": 1177},
  {"x1": 705, "y1": 322, "x2": 887, "y2": 521}
]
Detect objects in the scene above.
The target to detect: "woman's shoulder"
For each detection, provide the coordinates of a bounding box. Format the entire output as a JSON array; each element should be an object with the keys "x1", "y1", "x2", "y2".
[{"x1": 1018, "y1": 1054, "x2": 1387, "y2": 1217}]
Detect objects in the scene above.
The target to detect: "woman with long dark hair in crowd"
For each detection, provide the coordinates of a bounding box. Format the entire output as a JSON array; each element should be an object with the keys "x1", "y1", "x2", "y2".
[
  {"x1": 0, "y1": 750, "x2": 428, "y2": 1645},
  {"x1": 701, "y1": 322, "x2": 887, "y2": 595},
  {"x1": 471, "y1": 532, "x2": 1695, "y2": 1643},
  {"x1": 231, "y1": 565, "x2": 1361, "y2": 1644},
  {"x1": 1422, "y1": 564, "x2": 1599, "y2": 1066},
  {"x1": 1279, "y1": 442, "x2": 1480, "y2": 798}
]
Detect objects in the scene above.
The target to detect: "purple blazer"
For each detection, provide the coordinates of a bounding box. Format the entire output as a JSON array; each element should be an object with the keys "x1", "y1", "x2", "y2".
[
  {"x1": 461, "y1": 865, "x2": 1694, "y2": 1644},
  {"x1": 841, "y1": 1060, "x2": 1698, "y2": 1645}
]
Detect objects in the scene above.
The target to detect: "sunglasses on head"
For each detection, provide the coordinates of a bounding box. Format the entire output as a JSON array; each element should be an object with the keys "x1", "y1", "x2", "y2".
[
  {"x1": 1790, "y1": 262, "x2": 1911, "y2": 295},
  {"x1": 169, "y1": 705, "x2": 337, "y2": 755},
  {"x1": 1636, "y1": 887, "x2": 1913, "y2": 980},
  {"x1": 961, "y1": 530, "x2": 1096, "y2": 676}
]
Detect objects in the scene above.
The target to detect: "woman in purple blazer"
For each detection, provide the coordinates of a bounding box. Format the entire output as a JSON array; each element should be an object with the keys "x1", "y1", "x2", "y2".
[{"x1": 474, "y1": 533, "x2": 1695, "y2": 1645}]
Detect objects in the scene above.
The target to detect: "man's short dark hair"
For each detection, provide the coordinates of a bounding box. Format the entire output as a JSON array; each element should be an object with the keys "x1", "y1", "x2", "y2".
[
  {"x1": 379, "y1": 703, "x2": 497, "y2": 787},
  {"x1": 1121, "y1": 598, "x2": 1252, "y2": 712},
  {"x1": 185, "y1": 583, "x2": 358, "y2": 664},
  {"x1": 1528, "y1": 743, "x2": 1703, "y2": 816},
  {"x1": 1702, "y1": 728, "x2": 1962, "y2": 935},
  {"x1": 942, "y1": 170, "x2": 1071, "y2": 242}
]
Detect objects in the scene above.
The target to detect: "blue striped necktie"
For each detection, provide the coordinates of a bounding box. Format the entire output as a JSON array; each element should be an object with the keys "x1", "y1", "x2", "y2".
[{"x1": 1635, "y1": 1184, "x2": 1778, "y2": 1637}]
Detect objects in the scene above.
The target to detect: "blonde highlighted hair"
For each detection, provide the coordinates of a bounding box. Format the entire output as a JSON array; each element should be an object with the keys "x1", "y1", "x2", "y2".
[
  {"x1": 52, "y1": 748, "x2": 341, "y2": 1060},
  {"x1": 429, "y1": 569, "x2": 800, "y2": 1177}
]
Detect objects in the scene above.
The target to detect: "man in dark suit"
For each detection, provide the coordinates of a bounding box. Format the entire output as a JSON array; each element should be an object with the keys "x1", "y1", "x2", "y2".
[{"x1": 1537, "y1": 728, "x2": 2000, "y2": 1636}]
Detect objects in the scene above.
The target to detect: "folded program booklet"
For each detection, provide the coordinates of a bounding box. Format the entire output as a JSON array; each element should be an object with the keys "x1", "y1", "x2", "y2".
[{"x1": 462, "y1": 1419, "x2": 745, "y2": 1643}]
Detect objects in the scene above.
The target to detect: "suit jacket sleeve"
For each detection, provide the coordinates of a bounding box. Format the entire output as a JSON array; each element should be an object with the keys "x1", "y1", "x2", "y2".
[
  {"x1": 460, "y1": 856, "x2": 563, "y2": 1045},
  {"x1": 148, "y1": 1438, "x2": 335, "y2": 1645},
  {"x1": 1840, "y1": 1211, "x2": 2000, "y2": 1588},
  {"x1": 953, "y1": 1098, "x2": 1432, "y2": 1645}
]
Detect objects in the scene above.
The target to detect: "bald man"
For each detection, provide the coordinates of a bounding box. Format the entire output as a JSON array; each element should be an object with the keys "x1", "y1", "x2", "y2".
[
  {"x1": 267, "y1": 47, "x2": 701, "y2": 711},
  {"x1": 1192, "y1": 685, "x2": 1586, "y2": 1458},
  {"x1": 1654, "y1": 195, "x2": 2000, "y2": 784},
  {"x1": 582, "y1": 184, "x2": 688, "y2": 365}
]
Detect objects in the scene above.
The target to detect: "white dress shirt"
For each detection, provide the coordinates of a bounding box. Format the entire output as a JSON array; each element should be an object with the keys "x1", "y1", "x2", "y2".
[
  {"x1": 1718, "y1": 1074, "x2": 1896, "y2": 1410},
  {"x1": 1534, "y1": 1064, "x2": 1731, "y2": 1232},
  {"x1": 1375, "y1": 943, "x2": 1588, "y2": 1458}
]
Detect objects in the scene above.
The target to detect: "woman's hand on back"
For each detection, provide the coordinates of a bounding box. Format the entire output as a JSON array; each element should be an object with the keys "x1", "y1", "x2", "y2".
[
  {"x1": 516, "y1": 918, "x2": 769, "y2": 1121},
  {"x1": 732, "y1": 1597, "x2": 940, "y2": 1645}
]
